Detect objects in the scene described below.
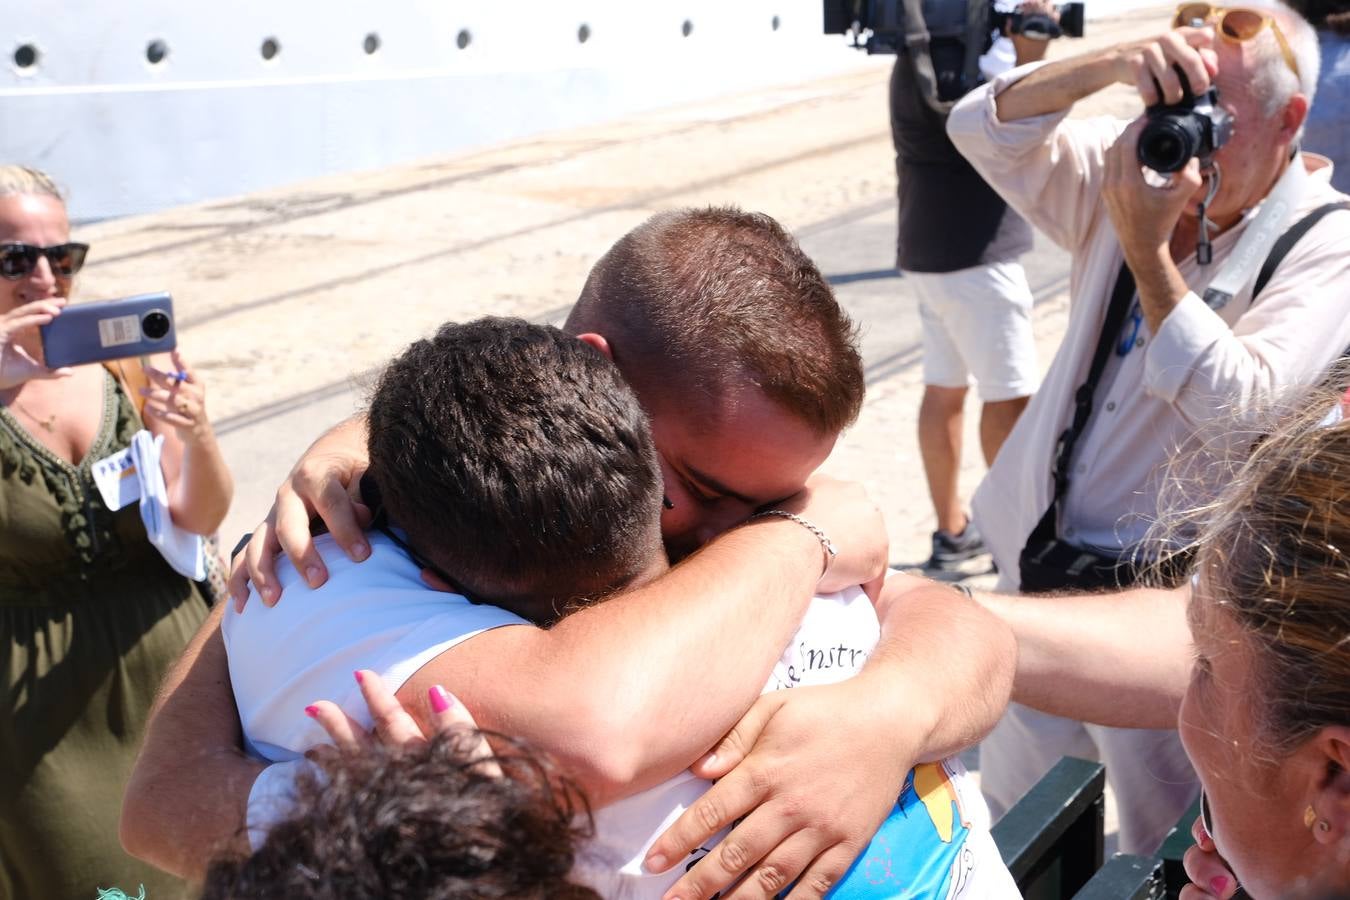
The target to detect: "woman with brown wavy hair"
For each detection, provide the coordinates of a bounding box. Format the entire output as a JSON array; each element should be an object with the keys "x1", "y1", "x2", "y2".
[{"x1": 1173, "y1": 390, "x2": 1350, "y2": 898}]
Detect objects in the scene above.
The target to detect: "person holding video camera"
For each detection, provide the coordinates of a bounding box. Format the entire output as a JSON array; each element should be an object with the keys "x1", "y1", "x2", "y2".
[
  {"x1": 888, "y1": 0, "x2": 1064, "y2": 571},
  {"x1": 946, "y1": 0, "x2": 1350, "y2": 855},
  {"x1": 0, "y1": 165, "x2": 232, "y2": 898}
]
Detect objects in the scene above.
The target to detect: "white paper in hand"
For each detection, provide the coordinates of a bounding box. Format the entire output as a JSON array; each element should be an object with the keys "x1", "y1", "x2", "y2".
[{"x1": 128, "y1": 429, "x2": 206, "y2": 580}]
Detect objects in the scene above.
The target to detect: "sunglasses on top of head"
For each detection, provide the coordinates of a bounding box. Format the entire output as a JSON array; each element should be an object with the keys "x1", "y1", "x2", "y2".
[
  {"x1": 1172, "y1": 3, "x2": 1300, "y2": 79},
  {"x1": 0, "y1": 242, "x2": 90, "y2": 280}
]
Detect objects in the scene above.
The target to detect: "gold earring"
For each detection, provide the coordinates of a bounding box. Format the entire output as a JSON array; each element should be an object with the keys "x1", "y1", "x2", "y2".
[{"x1": 1305, "y1": 805, "x2": 1318, "y2": 829}]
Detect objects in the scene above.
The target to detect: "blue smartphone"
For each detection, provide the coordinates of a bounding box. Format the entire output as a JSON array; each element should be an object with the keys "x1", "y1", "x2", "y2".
[{"x1": 39, "y1": 292, "x2": 177, "y2": 368}]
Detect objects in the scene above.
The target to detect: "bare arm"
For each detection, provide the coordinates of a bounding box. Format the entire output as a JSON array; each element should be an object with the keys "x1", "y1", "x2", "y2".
[
  {"x1": 121, "y1": 603, "x2": 264, "y2": 880},
  {"x1": 995, "y1": 26, "x2": 1216, "y2": 122},
  {"x1": 645, "y1": 577, "x2": 1018, "y2": 899},
  {"x1": 868, "y1": 576, "x2": 1018, "y2": 759},
  {"x1": 126, "y1": 482, "x2": 887, "y2": 865},
  {"x1": 398, "y1": 513, "x2": 852, "y2": 807},
  {"x1": 975, "y1": 582, "x2": 1193, "y2": 728},
  {"x1": 994, "y1": 46, "x2": 1120, "y2": 121}
]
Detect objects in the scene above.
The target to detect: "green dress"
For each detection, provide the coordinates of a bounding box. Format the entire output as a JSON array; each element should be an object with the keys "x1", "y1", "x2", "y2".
[{"x1": 1, "y1": 373, "x2": 208, "y2": 900}]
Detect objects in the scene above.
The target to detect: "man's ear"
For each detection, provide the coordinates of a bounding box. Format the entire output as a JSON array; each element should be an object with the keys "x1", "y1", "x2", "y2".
[
  {"x1": 1308, "y1": 726, "x2": 1350, "y2": 845},
  {"x1": 1281, "y1": 93, "x2": 1309, "y2": 145},
  {"x1": 576, "y1": 332, "x2": 614, "y2": 360}
]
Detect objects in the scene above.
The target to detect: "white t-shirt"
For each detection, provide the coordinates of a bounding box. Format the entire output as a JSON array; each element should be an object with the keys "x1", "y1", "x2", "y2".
[
  {"x1": 227, "y1": 544, "x2": 1016, "y2": 898},
  {"x1": 222, "y1": 532, "x2": 526, "y2": 761}
]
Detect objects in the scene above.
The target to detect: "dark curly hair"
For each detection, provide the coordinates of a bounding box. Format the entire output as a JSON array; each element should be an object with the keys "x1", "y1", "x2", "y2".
[
  {"x1": 199, "y1": 730, "x2": 600, "y2": 900},
  {"x1": 366, "y1": 317, "x2": 664, "y2": 624}
]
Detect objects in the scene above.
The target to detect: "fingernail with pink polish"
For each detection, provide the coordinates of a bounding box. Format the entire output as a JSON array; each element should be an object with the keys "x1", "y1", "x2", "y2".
[
  {"x1": 304, "y1": 705, "x2": 320, "y2": 718},
  {"x1": 1210, "y1": 876, "x2": 1229, "y2": 895},
  {"x1": 429, "y1": 685, "x2": 453, "y2": 713},
  {"x1": 353, "y1": 670, "x2": 365, "y2": 685}
]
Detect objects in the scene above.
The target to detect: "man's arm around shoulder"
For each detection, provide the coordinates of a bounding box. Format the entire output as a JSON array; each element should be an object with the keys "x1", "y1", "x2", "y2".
[
  {"x1": 121, "y1": 603, "x2": 264, "y2": 880},
  {"x1": 398, "y1": 514, "x2": 867, "y2": 808},
  {"x1": 865, "y1": 574, "x2": 1018, "y2": 760}
]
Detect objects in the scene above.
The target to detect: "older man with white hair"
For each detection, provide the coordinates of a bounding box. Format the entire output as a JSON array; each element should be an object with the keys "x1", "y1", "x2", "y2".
[{"x1": 946, "y1": 0, "x2": 1350, "y2": 854}]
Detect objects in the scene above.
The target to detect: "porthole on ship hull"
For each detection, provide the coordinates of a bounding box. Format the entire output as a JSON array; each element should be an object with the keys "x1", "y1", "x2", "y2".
[{"x1": 13, "y1": 43, "x2": 39, "y2": 73}]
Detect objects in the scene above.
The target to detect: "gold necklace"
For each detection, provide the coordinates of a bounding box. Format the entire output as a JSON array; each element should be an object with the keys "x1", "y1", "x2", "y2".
[{"x1": 7, "y1": 397, "x2": 56, "y2": 432}]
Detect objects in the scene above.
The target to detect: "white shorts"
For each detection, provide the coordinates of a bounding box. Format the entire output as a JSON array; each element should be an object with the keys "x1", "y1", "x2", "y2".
[{"x1": 910, "y1": 260, "x2": 1038, "y2": 402}]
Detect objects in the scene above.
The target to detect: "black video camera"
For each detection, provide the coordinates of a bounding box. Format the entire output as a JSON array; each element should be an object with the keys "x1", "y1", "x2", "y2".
[
  {"x1": 823, "y1": 0, "x2": 1084, "y2": 53},
  {"x1": 1137, "y1": 71, "x2": 1233, "y2": 173}
]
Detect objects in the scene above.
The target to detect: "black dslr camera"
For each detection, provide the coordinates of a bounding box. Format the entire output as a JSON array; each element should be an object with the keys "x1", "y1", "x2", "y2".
[
  {"x1": 1136, "y1": 72, "x2": 1234, "y2": 173},
  {"x1": 823, "y1": 0, "x2": 1084, "y2": 53}
]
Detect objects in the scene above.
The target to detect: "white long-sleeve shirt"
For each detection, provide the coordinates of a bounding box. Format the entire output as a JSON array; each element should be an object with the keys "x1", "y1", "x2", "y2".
[{"x1": 947, "y1": 62, "x2": 1350, "y2": 586}]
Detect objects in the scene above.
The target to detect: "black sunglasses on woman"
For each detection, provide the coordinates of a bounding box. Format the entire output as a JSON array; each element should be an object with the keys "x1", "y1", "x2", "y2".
[{"x1": 0, "y1": 242, "x2": 89, "y2": 280}]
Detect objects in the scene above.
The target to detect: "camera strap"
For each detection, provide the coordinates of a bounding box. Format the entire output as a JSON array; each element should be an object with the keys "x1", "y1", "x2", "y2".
[
  {"x1": 1201, "y1": 154, "x2": 1309, "y2": 310},
  {"x1": 902, "y1": 0, "x2": 990, "y2": 114},
  {"x1": 1022, "y1": 260, "x2": 1138, "y2": 554}
]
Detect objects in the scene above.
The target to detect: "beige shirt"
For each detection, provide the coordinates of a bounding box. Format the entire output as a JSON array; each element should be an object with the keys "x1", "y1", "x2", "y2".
[{"x1": 948, "y1": 63, "x2": 1350, "y2": 589}]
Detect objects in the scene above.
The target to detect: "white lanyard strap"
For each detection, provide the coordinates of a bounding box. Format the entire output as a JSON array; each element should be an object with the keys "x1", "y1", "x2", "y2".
[{"x1": 1201, "y1": 155, "x2": 1308, "y2": 310}]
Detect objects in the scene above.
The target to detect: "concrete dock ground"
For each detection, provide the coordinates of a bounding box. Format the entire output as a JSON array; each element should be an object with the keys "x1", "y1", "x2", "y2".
[{"x1": 77, "y1": 6, "x2": 1166, "y2": 554}]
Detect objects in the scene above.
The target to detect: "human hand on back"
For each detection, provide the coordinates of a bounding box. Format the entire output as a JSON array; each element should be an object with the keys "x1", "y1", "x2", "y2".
[
  {"x1": 228, "y1": 416, "x2": 373, "y2": 610},
  {"x1": 644, "y1": 669, "x2": 911, "y2": 899},
  {"x1": 777, "y1": 475, "x2": 888, "y2": 599},
  {"x1": 306, "y1": 668, "x2": 499, "y2": 776}
]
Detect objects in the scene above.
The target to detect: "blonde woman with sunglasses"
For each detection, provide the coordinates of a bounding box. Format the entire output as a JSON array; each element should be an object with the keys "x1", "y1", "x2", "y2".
[{"x1": 0, "y1": 166, "x2": 232, "y2": 898}]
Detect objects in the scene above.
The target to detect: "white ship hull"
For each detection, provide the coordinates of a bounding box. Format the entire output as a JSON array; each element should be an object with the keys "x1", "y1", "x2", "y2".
[{"x1": 3, "y1": 0, "x2": 1150, "y2": 221}]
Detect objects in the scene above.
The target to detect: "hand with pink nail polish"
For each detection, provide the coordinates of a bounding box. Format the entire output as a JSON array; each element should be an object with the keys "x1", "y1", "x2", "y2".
[
  {"x1": 1180, "y1": 813, "x2": 1240, "y2": 899},
  {"x1": 306, "y1": 669, "x2": 492, "y2": 768}
]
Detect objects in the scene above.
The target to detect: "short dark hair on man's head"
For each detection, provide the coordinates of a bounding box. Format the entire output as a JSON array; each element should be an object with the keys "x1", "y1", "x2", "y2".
[
  {"x1": 564, "y1": 206, "x2": 865, "y2": 435},
  {"x1": 199, "y1": 730, "x2": 600, "y2": 900},
  {"x1": 366, "y1": 317, "x2": 663, "y2": 621}
]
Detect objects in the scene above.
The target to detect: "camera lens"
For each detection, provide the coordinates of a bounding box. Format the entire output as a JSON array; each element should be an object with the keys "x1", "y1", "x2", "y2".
[
  {"x1": 141, "y1": 310, "x2": 171, "y2": 341},
  {"x1": 1138, "y1": 115, "x2": 1199, "y2": 173}
]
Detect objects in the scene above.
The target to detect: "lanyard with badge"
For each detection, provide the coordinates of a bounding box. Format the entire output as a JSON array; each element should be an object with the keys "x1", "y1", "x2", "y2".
[{"x1": 1199, "y1": 151, "x2": 1307, "y2": 309}]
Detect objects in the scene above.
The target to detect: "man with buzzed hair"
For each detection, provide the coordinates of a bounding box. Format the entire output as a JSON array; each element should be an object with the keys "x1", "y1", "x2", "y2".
[
  {"x1": 123, "y1": 206, "x2": 1016, "y2": 895},
  {"x1": 566, "y1": 207, "x2": 865, "y2": 557}
]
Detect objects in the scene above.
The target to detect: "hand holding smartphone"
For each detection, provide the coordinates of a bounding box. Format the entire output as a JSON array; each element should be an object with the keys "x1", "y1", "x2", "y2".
[{"x1": 39, "y1": 292, "x2": 176, "y2": 368}]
